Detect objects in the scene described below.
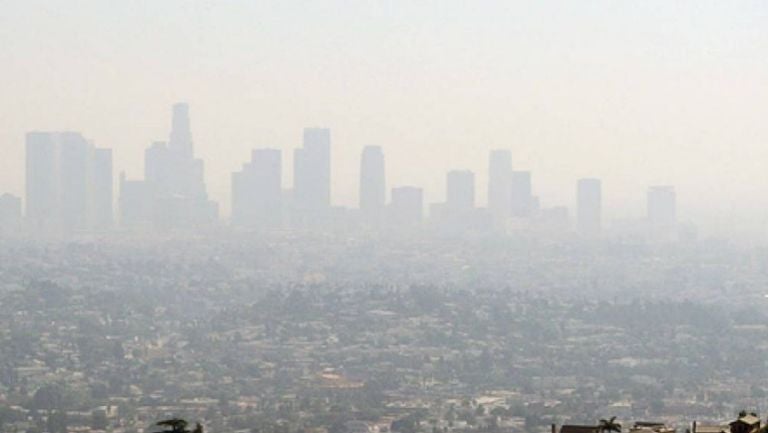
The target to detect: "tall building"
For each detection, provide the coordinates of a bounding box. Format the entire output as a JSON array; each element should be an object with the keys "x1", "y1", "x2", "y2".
[
  {"x1": 90, "y1": 148, "x2": 113, "y2": 229},
  {"x1": 232, "y1": 149, "x2": 282, "y2": 227},
  {"x1": 577, "y1": 178, "x2": 602, "y2": 235},
  {"x1": 446, "y1": 170, "x2": 475, "y2": 212},
  {"x1": 648, "y1": 185, "x2": 676, "y2": 229},
  {"x1": 58, "y1": 132, "x2": 91, "y2": 230},
  {"x1": 25, "y1": 132, "x2": 59, "y2": 231},
  {"x1": 144, "y1": 142, "x2": 171, "y2": 195},
  {"x1": 359, "y1": 146, "x2": 385, "y2": 222},
  {"x1": 25, "y1": 132, "x2": 112, "y2": 233},
  {"x1": 488, "y1": 149, "x2": 512, "y2": 222},
  {"x1": 123, "y1": 103, "x2": 218, "y2": 229},
  {"x1": 292, "y1": 127, "x2": 331, "y2": 223},
  {"x1": 0, "y1": 193, "x2": 22, "y2": 235},
  {"x1": 510, "y1": 171, "x2": 533, "y2": 217},
  {"x1": 389, "y1": 186, "x2": 423, "y2": 226},
  {"x1": 169, "y1": 102, "x2": 193, "y2": 159}
]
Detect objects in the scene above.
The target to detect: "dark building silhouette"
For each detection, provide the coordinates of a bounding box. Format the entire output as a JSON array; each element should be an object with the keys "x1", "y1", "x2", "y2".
[
  {"x1": 729, "y1": 413, "x2": 760, "y2": 433},
  {"x1": 510, "y1": 170, "x2": 533, "y2": 217},
  {"x1": 488, "y1": 149, "x2": 512, "y2": 224},
  {"x1": 577, "y1": 178, "x2": 602, "y2": 236},
  {"x1": 232, "y1": 149, "x2": 282, "y2": 228},
  {"x1": 359, "y1": 145, "x2": 385, "y2": 224}
]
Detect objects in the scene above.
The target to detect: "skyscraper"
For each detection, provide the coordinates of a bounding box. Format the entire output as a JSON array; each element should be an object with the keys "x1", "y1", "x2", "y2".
[
  {"x1": 58, "y1": 132, "x2": 91, "y2": 231},
  {"x1": 488, "y1": 149, "x2": 512, "y2": 222},
  {"x1": 169, "y1": 102, "x2": 193, "y2": 159},
  {"x1": 389, "y1": 186, "x2": 423, "y2": 227},
  {"x1": 359, "y1": 146, "x2": 385, "y2": 222},
  {"x1": 90, "y1": 148, "x2": 113, "y2": 229},
  {"x1": 145, "y1": 141, "x2": 171, "y2": 195},
  {"x1": 292, "y1": 128, "x2": 331, "y2": 223},
  {"x1": 577, "y1": 178, "x2": 602, "y2": 236},
  {"x1": 446, "y1": 170, "x2": 475, "y2": 212},
  {"x1": 510, "y1": 171, "x2": 532, "y2": 217},
  {"x1": 126, "y1": 103, "x2": 218, "y2": 229},
  {"x1": 25, "y1": 132, "x2": 59, "y2": 231},
  {"x1": 25, "y1": 132, "x2": 112, "y2": 233},
  {"x1": 232, "y1": 149, "x2": 282, "y2": 227}
]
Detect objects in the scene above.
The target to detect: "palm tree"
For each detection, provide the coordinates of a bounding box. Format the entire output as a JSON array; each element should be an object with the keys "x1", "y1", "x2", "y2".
[
  {"x1": 598, "y1": 417, "x2": 622, "y2": 433},
  {"x1": 155, "y1": 418, "x2": 203, "y2": 433}
]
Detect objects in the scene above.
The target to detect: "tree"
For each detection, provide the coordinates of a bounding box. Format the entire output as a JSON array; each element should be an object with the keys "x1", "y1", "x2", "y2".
[
  {"x1": 154, "y1": 418, "x2": 203, "y2": 433},
  {"x1": 598, "y1": 417, "x2": 621, "y2": 433}
]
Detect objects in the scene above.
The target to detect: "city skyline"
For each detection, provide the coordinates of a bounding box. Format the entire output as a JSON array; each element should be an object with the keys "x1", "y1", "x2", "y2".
[
  {"x1": 0, "y1": 3, "x2": 767, "y2": 432},
  {"x1": 1, "y1": 1, "x2": 766, "y2": 235},
  {"x1": 0, "y1": 110, "x2": 724, "y2": 226},
  {"x1": 10, "y1": 115, "x2": 661, "y2": 219},
  {"x1": 10, "y1": 102, "x2": 686, "y2": 238}
]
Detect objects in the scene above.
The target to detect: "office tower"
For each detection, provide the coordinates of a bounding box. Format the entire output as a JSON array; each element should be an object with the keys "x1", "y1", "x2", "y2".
[
  {"x1": 169, "y1": 102, "x2": 193, "y2": 159},
  {"x1": 145, "y1": 142, "x2": 171, "y2": 194},
  {"x1": 232, "y1": 149, "x2": 282, "y2": 227},
  {"x1": 390, "y1": 186, "x2": 423, "y2": 226},
  {"x1": 58, "y1": 132, "x2": 91, "y2": 230},
  {"x1": 577, "y1": 178, "x2": 602, "y2": 235},
  {"x1": 359, "y1": 146, "x2": 385, "y2": 222},
  {"x1": 488, "y1": 149, "x2": 512, "y2": 222},
  {"x1": 297, "y1": 127, "x2": 331, "y2": 209},
  {"x1": 26, "y1": 131, "x2": 113, "y2": 233},
  {"x1": 90, "y1": 148, "x2": 113, "y2": 229},
  {"x1": 0, "y1": 193, "x2": 22, "y2": 235},
  {"x1": 648, "y1": 185, "x2": 676, "y2": 229},
  {"x1": 125, "y1": 103, "x2": 218, "y2": 229},
  {"x1": 446, "y1": 170, "x2": 475, "y2": 212},
  {"x1": 292, "y1": 128, "x2": 331, "y2": 222},
  {"x1": 510, "y1": 170, "x2": 532, "y2": 217},
  {"x1": 25, "y1": 132, "x2": 59, "y2": 231}
]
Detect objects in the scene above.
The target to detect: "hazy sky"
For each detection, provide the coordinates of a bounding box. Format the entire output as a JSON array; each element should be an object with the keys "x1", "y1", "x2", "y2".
[{"x1": 1, "y1": 1, "x2": 766, "y2": 230}]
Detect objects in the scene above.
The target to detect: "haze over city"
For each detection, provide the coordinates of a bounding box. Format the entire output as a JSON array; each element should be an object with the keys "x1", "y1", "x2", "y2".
[
  {"x1": 1, "y1": 1, "x2": 767, "y2": 236},
  {"x1": 4, "y1": 3, "x2": 768, "y2": 433}
]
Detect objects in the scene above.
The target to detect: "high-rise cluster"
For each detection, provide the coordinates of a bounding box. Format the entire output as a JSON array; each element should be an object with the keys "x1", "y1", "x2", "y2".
[
  {"x1": 119, "y1": 103, "x2": 218, "y2": 229},
  {"x1": 24, "y1": 131, "x2": 112, "y2": 234},
  {"x1": 3, "y1": 103, "x2": 682, "y2": 239},
  {"x1": 359, "y1": 146, "x2": 386, "y2": 225}
]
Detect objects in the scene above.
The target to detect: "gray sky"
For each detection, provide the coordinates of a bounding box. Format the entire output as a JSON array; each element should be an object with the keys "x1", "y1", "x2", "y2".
[{"x1": 1, "y1": 1, "x2": 767, "y2": 231}]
